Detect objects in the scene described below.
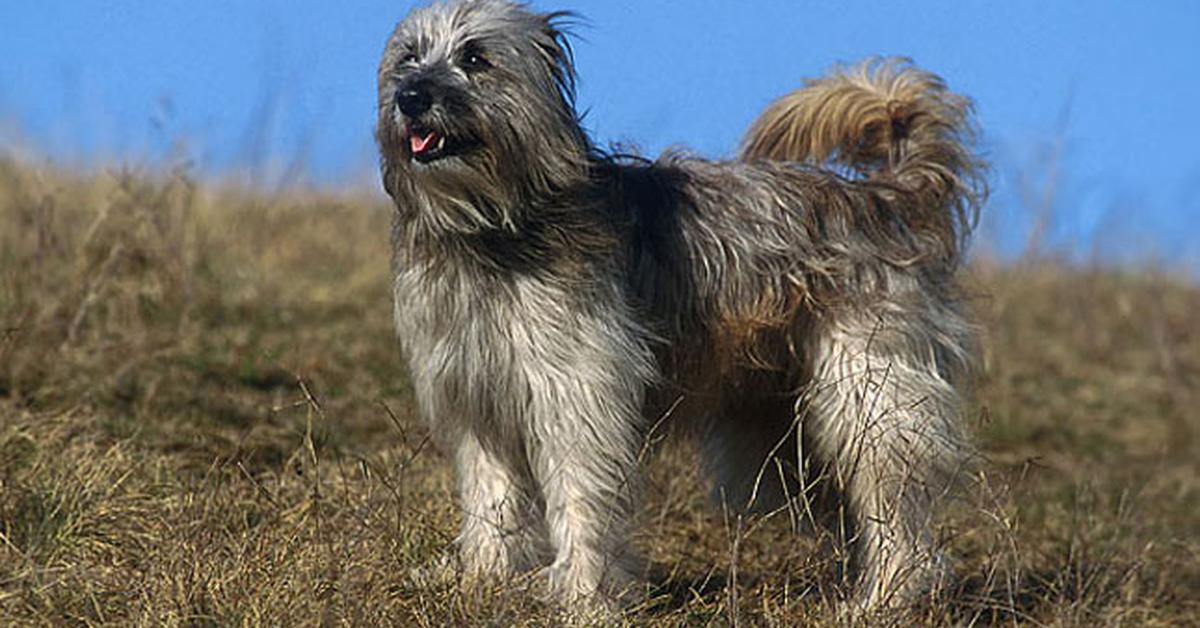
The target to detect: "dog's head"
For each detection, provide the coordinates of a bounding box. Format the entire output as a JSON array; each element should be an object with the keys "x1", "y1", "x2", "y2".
[{"x1": 377, "y1": 0, "x2": 590, "y2": 228}]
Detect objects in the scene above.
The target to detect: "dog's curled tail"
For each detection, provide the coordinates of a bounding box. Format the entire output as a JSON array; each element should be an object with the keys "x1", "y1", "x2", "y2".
[{"x1": 740, "y1": 57, "x2": 985, "y2": 257}]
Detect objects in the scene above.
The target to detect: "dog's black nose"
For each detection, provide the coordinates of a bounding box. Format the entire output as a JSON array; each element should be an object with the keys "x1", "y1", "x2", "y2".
[{"x1": 395, "y1": 87, "x2": 432, "y2": 117}]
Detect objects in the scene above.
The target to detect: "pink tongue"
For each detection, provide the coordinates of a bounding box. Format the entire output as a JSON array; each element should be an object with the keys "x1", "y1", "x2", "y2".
[{"x1": 410, "y1": 131, "x2": 437, "y2": 154}]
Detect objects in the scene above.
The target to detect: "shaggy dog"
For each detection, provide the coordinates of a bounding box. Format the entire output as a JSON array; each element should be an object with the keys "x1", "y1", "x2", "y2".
[{"x1": 376, "y1": 0, "x2": 984, "y2": 615}]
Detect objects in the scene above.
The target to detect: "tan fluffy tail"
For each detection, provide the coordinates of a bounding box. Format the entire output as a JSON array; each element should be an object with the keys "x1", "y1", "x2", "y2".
[{"x1": 740, "y1": 57, "x2": 985, "y2": 257}]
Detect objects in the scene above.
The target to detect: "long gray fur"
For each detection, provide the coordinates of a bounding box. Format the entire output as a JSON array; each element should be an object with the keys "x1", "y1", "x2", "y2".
[{"x1": 376, "y1": 0, "x2": 984, "y2": 616}]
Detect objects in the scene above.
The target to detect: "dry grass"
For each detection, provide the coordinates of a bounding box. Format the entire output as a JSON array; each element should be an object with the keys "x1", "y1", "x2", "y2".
[{"x1": 1, "y1": 156, "x2": 1197, "y2": 626}]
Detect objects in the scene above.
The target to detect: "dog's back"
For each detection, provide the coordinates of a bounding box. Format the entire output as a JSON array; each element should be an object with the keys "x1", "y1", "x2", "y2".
[{"x1": 612, "y1": 59, "x2": 985, "y2": 374}]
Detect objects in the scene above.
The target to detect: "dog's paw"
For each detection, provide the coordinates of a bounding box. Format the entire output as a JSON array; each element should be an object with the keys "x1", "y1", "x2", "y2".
[
  {"x1": 537, "y1": 561, "x2": 650, "y2": 626},
  {"x1": 401, "y1": 553, "x2": 461, "y2": 591}
]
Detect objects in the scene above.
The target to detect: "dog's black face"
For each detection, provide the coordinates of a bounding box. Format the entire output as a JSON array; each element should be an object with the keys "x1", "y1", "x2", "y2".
[
  {"x1": 386, "y1": 38, "x2": 488, "y2": 166},
  {"x1": 376, "y1": 0, "x2": 591, "y2": 222}
]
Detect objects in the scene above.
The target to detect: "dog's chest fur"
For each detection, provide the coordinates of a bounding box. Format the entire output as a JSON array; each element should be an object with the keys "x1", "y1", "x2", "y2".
[
  {"x1": 390, "y1": 220, "x2": 649, "y2": 442},
  {"x1": 393, "y1": 255, "x2": 538, "y2": 436}
]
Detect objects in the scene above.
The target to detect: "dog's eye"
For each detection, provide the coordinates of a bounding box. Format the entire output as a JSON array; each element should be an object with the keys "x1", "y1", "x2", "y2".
[
  {"x1": 460, "y1": 48, "x2": 491, "y2": 72},
  {"x1": 401, "y1": 51, "x2": 419, "y2": 65}
]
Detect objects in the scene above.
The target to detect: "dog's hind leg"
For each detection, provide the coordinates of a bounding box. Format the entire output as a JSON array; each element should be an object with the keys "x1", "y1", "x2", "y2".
[{"x1": 803, "y1": 282, "x2": 972, "y2": 610}]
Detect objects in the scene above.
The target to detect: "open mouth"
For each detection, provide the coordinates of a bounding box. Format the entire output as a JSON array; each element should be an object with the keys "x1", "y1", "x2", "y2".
[{"x1": 407, "y1": 126, "x2": 472, "y2": 164}]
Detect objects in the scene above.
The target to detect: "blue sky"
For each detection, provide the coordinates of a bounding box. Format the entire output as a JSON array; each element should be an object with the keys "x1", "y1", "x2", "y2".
[{"x1": 1, "y1": 1, "x2": 1198, "y2": 263}]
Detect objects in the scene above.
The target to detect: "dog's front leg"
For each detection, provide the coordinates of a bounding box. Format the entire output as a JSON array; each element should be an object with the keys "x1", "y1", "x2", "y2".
[
  {"x1": 454, "y1": 431, "x2": 549, "y2": 579},
  {"x1": 522, "y1": 318, "x2": 653, "y2": 609}
]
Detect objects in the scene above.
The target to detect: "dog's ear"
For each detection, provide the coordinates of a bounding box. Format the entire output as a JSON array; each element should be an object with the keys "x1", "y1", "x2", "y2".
[
  {"x1": 536, "y1": 11, "x2": 579, "y2": 110},
  {"x1": 380, "y1": 153, "x2": 396, "y2": 199},
  {"x1": 375, "y1": 110, "x2": 398, "y2": 199}
]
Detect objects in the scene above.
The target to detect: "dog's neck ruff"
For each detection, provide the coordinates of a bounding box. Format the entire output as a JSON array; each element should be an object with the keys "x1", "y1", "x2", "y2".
[{"x1": 391, "y1": 160, "x2": 623, "y2": 280}]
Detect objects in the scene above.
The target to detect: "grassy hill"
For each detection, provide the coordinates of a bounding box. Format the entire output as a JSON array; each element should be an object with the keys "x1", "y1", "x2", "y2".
[{"x1": 1, "y1": 159, "x2": 1197, "y2": 625}]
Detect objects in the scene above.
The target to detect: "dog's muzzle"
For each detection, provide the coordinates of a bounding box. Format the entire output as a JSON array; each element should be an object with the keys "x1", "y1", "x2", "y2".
[
  {"x1": 392, "y1": 78, "x2": 479, "y2": 164},
  {"x1": 394, "y1": 87, "x2": 446, "y2": 161}
]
